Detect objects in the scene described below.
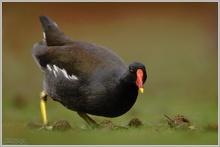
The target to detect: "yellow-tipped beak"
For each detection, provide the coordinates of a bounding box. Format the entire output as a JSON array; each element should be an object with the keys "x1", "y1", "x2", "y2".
[{"x1": 139, "y1": 88, "x2": 144, "y2": 94}]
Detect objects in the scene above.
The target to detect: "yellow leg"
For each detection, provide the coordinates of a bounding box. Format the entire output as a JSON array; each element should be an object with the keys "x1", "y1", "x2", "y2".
[{"x1": 40, "y1": 91, "x2": 48, "y2": 126}]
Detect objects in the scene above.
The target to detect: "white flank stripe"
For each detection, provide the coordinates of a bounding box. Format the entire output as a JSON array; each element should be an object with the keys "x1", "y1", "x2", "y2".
[
  {"x1": 61, "y1": 68, "x2": 69, "y2": 79},
  {"x1": 46, "y1": 64, "x2": 78, "y2": 80},
  {"x1": 53, "y1": 70, "x2": 57, "y2": 77},
  {"x1": 69, "y1": 75, "x2": 78, "y2": 80},
  {"x1": 46, "y1": 64, "x2": 52, "y2": 72},
  {"x1": 53, "y1": 65, "x2": 59, "y2": 72}
]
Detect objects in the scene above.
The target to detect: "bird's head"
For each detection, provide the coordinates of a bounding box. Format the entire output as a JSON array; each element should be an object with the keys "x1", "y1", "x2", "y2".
[{"x1": 128, "y1": 62, "x2": 147, "y2": 93}]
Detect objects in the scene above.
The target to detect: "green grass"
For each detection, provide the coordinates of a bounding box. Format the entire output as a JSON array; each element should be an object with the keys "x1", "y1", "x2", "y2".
[
  {"x1": 2, "y1": 3, "x2": 218, "y2": 145},
  {"x1": 2, "y1": 120, "x2": 218, "y2": 145},
  {"x1": 2, "y1": 95, "x2": 218, "y2": 145}
]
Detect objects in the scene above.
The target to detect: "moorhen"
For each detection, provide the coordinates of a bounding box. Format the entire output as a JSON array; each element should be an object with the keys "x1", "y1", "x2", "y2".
[{"x1": 32, "y1": 15, "x2": 147, "y2": 128}]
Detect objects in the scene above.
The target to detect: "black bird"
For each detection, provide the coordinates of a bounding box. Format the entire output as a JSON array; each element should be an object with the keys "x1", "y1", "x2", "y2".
[{"x1": 32, "y1": 15, "x2": 147, "y2": 128}]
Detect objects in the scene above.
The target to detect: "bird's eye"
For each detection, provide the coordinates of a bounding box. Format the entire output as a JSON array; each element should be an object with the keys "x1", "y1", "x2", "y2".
[{"x1": 130, "y1": 69, "x2": 134, "y2": 73}]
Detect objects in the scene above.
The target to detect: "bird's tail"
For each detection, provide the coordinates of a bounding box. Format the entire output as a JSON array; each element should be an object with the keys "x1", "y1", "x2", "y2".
[{"x1": 39, "y1": 15, "x2": 72, "y2": 46}]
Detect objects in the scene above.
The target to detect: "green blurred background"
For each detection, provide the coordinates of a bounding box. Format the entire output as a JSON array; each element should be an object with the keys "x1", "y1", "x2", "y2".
[{"x1": 2, "y1": 2, "x2": 218, "y2": 145}]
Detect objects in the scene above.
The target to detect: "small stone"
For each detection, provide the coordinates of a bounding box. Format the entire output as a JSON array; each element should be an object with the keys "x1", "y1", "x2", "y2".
[
  {"x1": 98, "y1": 120, "x2": 114, "y2": 131},
  {"x1": 52, "y1": 120, "x2": 73, "y2": 131},
  {"x1": 188, "y1": 125, "x2": 196, "y2": 130},
  {"x1": 98, "y1": 120, "x2": 128, "y2": 131},
  {"x1": 164, "y1": 114, "x2": 191, "y2": 129},
  {"x1": 128, "y1": 118, "x2": 143, "y2": 127}
]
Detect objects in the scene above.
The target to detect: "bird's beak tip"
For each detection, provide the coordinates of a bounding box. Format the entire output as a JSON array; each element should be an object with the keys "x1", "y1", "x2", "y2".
[{"x1": 139, "y1": 88, "x2": 144, "y2": 94}]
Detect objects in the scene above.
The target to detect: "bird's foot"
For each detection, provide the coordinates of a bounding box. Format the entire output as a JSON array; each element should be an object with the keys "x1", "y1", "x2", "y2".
[
  {"x1": 26, "y1": 121, "x2": 53, "y2": 130},
  {"x1": 27, "y1": 120, "x2": 73, "y2": 131},
  {"x1": 77, "y1": 112, "x2": 99, "y2": 128},
  {"x1": 38, "y1": 125, "x2": 53, "y2": 131}
]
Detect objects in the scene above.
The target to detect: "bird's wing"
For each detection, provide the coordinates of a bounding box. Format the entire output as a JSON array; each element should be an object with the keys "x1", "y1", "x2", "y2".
[
  {"x1": 32, "y1": 40, "x2": 126, "y2": 78},
  {"x1": 33, "y1": 15, "x2": 127, "y2": 78}
]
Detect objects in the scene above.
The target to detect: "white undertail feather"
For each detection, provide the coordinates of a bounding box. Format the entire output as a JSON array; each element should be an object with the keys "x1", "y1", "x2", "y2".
[
  {"x1": 46, "y1": 64, "x2": 78, "y2": 80},
  {"x1": 43, "y1": 32, "x2": 46, "y2": 39}
]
